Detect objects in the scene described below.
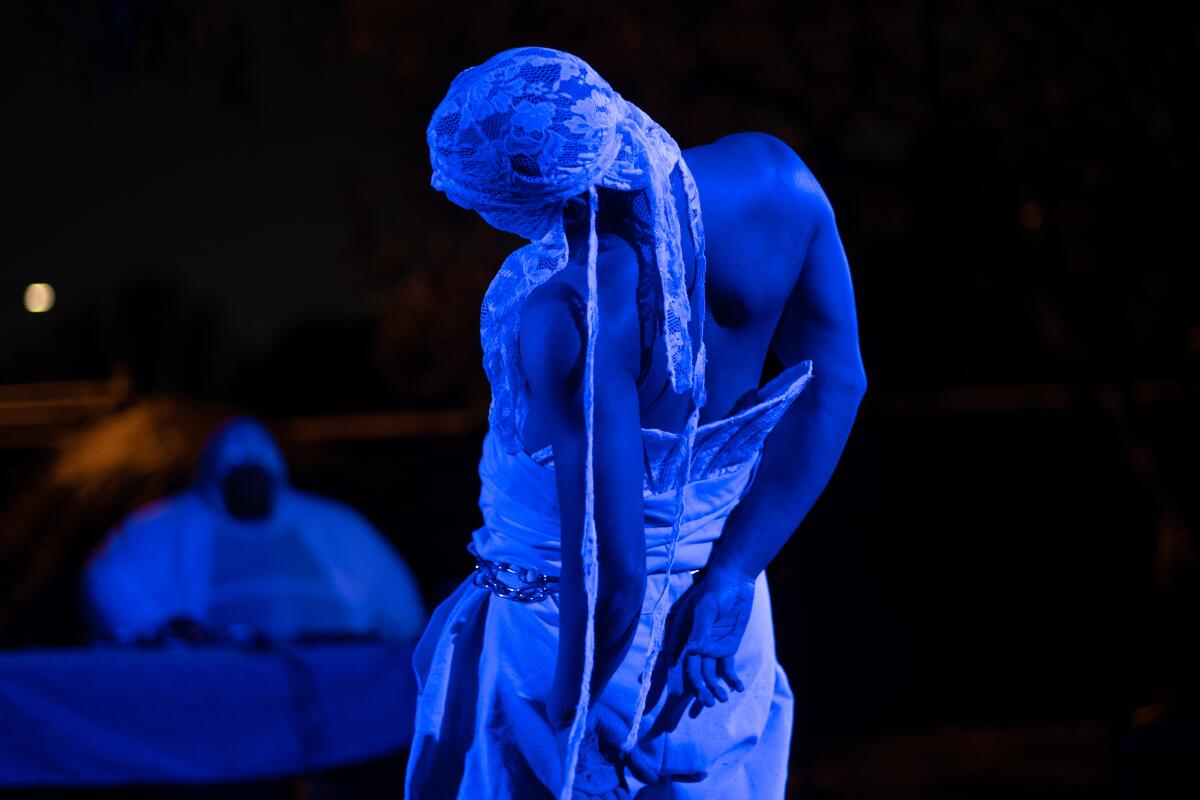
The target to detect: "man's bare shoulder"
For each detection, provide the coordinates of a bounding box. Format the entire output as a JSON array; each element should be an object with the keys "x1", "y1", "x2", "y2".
[{"x1": 687, "y1": 132, "x2": 834, "y2": 221}]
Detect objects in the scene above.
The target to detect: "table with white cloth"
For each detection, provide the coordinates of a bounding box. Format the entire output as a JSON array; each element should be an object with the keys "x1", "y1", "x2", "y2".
[{"x1": 0, "y1": 641, "x2": 415, "y2": 788}]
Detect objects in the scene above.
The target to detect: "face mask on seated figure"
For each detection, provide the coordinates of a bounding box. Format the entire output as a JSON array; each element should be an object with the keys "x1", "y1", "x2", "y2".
[
  {"x1": 221, "y1": 463, "x2": 275, "y2": 522},
  {"x1": 197, "y1": 417, "x2": 289, "y2": 514}
]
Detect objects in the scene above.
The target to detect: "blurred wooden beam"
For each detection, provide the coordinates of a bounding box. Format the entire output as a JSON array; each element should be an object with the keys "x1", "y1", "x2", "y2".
[
  {"x1": 280, "y1": 406, "x2": 486, "y2": 443},
  {"x1": 0, "y1": 376, "x2": 1191, "y2": 449}
]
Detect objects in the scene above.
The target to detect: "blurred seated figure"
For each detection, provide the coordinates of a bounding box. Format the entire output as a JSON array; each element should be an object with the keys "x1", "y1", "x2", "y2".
[{"x1": 82, "y1": 417, "x2": 425, "y2": 643}]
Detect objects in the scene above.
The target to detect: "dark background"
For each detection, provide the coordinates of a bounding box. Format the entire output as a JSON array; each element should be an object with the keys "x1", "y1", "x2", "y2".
[{"x1": 1, "y1": 1, "x2": 1197, "y2": 797}]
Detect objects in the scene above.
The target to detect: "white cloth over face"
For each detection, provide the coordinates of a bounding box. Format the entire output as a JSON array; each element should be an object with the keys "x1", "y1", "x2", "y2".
[
  {"x1": 82, "y1": 418, "x2": 426, "y2": 643},
  {"x1": 406, "y1": 361, "x2": 812, "y2": 799}
]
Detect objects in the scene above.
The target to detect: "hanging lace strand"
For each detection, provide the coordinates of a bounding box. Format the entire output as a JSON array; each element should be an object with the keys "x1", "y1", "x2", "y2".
[
  {"x1": 560, "y1": 185, "x2": 602, "y2": 800},
  {"x1": 622, "y1": 156, "x2": 709, "y2": 753}
]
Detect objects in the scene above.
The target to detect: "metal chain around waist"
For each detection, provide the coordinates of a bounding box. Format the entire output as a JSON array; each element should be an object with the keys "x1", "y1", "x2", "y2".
[
  {"x1": 468, "y1": 543, "x2": 703, "y2": 603},
  {"x1": 468, "y1": 543, "x2": 559, "y2": 603}
]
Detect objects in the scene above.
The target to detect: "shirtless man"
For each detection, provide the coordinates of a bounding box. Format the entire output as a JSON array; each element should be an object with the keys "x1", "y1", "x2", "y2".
[{"x1": 523, "y1": 129, "x2": 865, "y2": 735}]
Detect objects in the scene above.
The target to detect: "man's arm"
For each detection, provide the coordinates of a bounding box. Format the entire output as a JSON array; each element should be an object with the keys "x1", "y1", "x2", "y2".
[
  {"x1": 519, "y1": 249, "x2": 647, "y2": 725},
  {"x1": 665, "y1": 150, "x2": 867, "y2": 711},
  {"x1": 706, "y1": 170, "x2": 867, "y2": 581}
]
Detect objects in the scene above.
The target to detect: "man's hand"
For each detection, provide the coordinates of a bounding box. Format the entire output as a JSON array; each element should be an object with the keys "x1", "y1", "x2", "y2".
[{"x1": 664, "y1": 566, "x2": 755, "y2": 715}]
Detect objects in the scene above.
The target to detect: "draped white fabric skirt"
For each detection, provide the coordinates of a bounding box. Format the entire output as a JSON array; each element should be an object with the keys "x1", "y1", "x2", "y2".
[{"x1": 405, "y1": 362, "x2": 812, "y2": 798}]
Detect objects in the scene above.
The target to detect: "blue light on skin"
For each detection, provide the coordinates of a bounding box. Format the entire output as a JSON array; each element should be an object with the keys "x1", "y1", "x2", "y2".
[{"x1": 520, "y1": 132, "x2": 867, "y2": 723}]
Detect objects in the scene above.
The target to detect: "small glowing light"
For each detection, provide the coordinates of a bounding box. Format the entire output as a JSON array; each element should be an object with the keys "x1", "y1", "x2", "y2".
[
  {"x1": 24, "y1": 283, "x2": 56, "y2": 313},
  {"x1": 1019, "y1": 201, "x2": 1045, "y2": 232}
]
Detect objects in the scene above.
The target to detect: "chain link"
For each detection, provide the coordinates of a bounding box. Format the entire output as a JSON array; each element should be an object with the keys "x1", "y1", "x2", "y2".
[{"x1": 468, "y1": 543, "x2": 559, "y2": 603}]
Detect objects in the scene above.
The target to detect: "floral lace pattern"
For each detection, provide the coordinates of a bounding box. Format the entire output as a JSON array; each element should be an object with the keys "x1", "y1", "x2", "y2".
[
  {"x1": 427, "y1": 47, "x2": 703, "y2": 454},
  {"x1": 426, "y1": 47, "x2": 708, "y2": 800}
]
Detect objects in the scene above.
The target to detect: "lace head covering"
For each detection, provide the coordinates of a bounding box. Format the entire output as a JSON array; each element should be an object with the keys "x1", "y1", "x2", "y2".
[
  {"x1": 428, "y1": 47, "x2": 707, "y2": 798},
  {"x1": 428, "y1": 46, "x2": 708, "y2": 449}
]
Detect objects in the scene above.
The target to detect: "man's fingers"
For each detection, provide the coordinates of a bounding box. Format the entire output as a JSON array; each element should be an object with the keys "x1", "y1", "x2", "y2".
[
  {"x1": 718, "y1": 655, "x2": 744, "y2": 693},
  {"x1": 701, "y1": 657, "x2": 727, "y2": 702},
  {"x1": 685, "y1": 653, "x2": 713, "y2": 706}
]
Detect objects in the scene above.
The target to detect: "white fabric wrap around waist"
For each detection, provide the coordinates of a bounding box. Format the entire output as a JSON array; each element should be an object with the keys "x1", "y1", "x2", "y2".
[{"x1": 473, "y1": 430, "x2": 760, "y2": 577}]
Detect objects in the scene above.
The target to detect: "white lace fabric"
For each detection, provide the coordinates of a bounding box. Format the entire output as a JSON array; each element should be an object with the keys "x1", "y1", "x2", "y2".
[{"x1": 427, "y1": 46, "x2": 708, "y2": 799}]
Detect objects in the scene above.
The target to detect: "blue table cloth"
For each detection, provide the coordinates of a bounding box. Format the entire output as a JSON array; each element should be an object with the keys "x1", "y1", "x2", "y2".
[{"x1": 0, "y1": 642, "x2": 415, "y2": 787}]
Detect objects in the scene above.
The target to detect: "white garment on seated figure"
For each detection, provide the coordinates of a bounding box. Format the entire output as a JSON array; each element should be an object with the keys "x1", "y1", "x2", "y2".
[
  {"x1": 207, "y1": 520, "x2": 352, "y2": 638},
  {"x1": 82, "y1": 418, "x2": 426, "y2": 643}
]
